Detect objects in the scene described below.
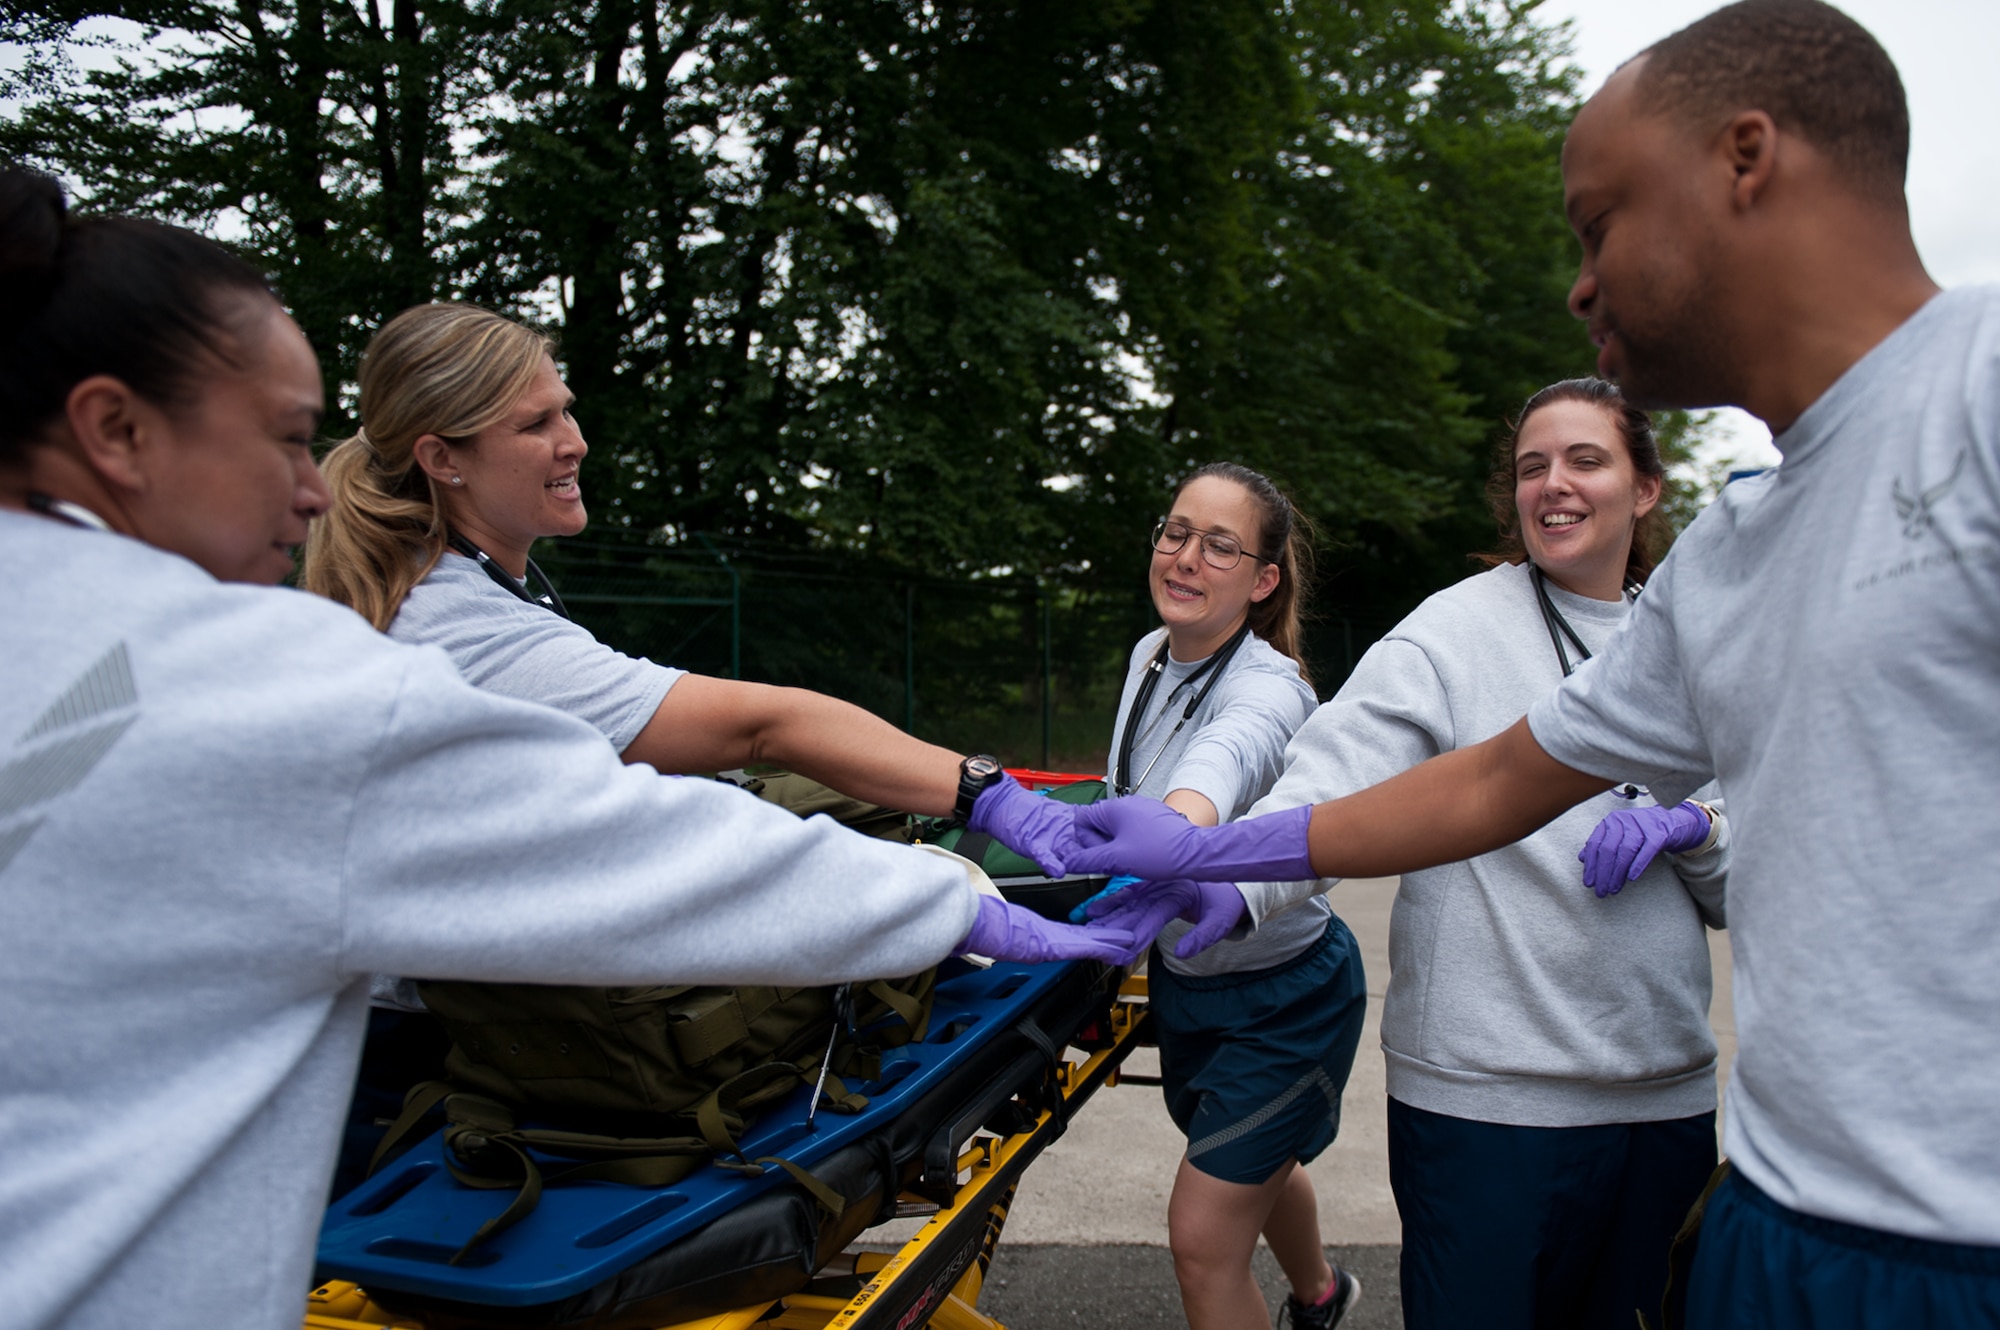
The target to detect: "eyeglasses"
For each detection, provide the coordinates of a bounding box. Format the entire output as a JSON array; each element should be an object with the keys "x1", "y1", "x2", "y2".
[{"x1": 1150, "y1": 519, "x2": 1270, "y2": 571}]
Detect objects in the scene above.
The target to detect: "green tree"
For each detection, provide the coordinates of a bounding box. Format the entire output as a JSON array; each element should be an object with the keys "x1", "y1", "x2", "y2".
[{"x1": 6, "y1": 0, "x2": 1594, "y2": 700}]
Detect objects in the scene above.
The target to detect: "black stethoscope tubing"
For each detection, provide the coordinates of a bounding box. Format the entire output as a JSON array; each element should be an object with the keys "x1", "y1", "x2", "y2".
[
  {"x1": 1113, "y1": 619, "x2": 1253, "y2": 797},
  {"x1": 448, "y1": 532, "x2": 570, "y2": 619},
  {"x1": 1531, "y1": 561, "x2": 1646, "y2": 799},
  {"x1": 1530, "y1": 563, "x2": 1598, "y2": 680}
]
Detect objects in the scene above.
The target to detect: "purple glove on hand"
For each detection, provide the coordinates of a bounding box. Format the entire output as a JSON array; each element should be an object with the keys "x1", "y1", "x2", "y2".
[
  {"x1": 967, "y1": 776, "x2": 1077, "y2": 877},
  {"x1": 1579, "y1": 801, "x2": 1713, "y2": 897},
  {"x1": 1083, "y1": 879, "x2": 1248, "y2": 963},
  {"x1": 1063, "y1": 799, "x2": 1317, "y2": 884},
  {"x1": 953, "y1": 894, "x2": 1137, "y2": 964}
]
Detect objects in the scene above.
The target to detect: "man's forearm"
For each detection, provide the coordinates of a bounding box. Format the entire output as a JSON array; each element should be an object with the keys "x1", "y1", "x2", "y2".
[{"x1": 1304, "y1": 718, "x2": 1608, "y2": 878}]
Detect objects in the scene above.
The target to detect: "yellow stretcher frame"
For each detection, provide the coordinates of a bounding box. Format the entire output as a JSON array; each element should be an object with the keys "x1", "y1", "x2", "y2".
[{"x1": 305, "y1": 975, "x2": 1152, "y2": 1330}]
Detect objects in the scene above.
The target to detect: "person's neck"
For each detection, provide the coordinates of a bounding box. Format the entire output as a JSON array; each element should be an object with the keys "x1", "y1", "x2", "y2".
[
  {"x1": 448, "y1": 517, "x2": 532, "y2": 580},
  {"x1": 1539, "y1": 560, "x2": 1626, "y2": 603},
  {"x1": 1166, "y1": 615, "x2": 1247, "y2": 664},
  {"x1": 1732, "y1": 216, "x2": 1939, "y2": 436},
  {"x1": 0, "y1": 450, "x2": 133, "y2": 536}
]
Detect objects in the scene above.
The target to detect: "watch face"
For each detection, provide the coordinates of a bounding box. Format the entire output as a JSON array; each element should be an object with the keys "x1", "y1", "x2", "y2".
[{"x1": 966, "y1": 755, "x2": 1003, "y2": 781}]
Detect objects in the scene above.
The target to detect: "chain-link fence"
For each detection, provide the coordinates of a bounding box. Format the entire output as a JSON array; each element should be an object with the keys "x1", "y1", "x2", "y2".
[{"x1": 537, "y1": 535, "x2": 1400, "y2": 774}]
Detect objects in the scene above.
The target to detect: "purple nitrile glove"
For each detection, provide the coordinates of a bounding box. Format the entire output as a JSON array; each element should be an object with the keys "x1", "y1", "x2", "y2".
[
  {"x1": 952, "y1": 894, "x2": 1138, "y2": 964},
  {"x1": 967, "y1": 776, "x2": 1076, "y2": 877},
  {"x1": 1084, "y1": 879, "x2": 1248, "y2": 963},
  {"x1": 1062, "y1": 799, "x2": 1317, "y2": 884},
  {"x1": 1578, "y1": 802, "x2": 1712, "y2": 897}
]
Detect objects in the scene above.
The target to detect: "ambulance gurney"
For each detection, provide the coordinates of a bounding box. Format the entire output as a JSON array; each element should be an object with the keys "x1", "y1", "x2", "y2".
[{"x1": 314, "y1": 955, "x2": 1135, "y2": 1330}]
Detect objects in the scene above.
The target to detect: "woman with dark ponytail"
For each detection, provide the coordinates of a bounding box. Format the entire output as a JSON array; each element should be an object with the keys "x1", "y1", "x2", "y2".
[
  {"x1": 1082, "y1": 463, "x2": 1368, "y2": 1330},
  {"x1": 0, "y1": 168, "x2": 1127, "y2": 1325}
]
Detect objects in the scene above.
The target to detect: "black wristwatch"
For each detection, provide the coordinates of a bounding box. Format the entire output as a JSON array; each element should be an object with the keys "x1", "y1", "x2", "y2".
[{"x1": 954, "y1": 754, "x2": 1005, "y2": 822}]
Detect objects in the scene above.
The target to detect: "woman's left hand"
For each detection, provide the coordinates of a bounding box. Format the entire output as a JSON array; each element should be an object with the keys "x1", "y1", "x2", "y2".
[{"x1": 1082, "y1": 878, "x2": 1247, "y2": 963}]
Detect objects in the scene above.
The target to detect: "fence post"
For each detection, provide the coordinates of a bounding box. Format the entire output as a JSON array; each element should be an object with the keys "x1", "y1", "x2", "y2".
[
  {"x1": 1041, "y1": 583, "x2": 1053, "y2": 768},
  {"x1": 904, "y1": 582, "x2": 916, "y2": 734},
  {"x1": 694, "y1": 533, "x2": 741, "y2": 679}
]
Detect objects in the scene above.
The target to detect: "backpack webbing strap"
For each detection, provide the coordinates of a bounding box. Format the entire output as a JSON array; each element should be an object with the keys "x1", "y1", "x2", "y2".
[
  {"x1": 437, "y1": 1123, "x2": 542, "y2": 1265},
  {"x1": 366, "y1": 1079, "x2": 455, "y2": 1179},
  {"x1": 432, "y1": 1115, "x2": 847, "y2": 1262},
  {"x1": 862, "y1": 977, "x2": 933, "y2": 1043}
]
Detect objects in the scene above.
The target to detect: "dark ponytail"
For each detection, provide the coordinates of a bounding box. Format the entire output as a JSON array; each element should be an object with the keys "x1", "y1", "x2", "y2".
[
  {"x1": 1171, "y1": 462, "x2": 1317, "y2": 688},
  {"x1": 0, "y1": 166, "x2": 276, "y2": 461},
  {"x1": 1474, "y1": 376, "x2": 1671, "y2": 587}
]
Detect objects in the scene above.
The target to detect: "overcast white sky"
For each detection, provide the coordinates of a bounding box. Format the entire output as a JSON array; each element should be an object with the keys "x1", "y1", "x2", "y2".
[{"x1": 1536, "y1": 0, "x2": 2000, "y2": 468}]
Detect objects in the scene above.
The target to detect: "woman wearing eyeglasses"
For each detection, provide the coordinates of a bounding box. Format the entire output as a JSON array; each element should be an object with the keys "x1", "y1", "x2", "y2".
[
  {"x1": 1203, "y1": 381, "x2": 1730, "y2": 1330},
  {"x1": 1099, "y1": 463, "x2": 1367, "y2": 1330}
]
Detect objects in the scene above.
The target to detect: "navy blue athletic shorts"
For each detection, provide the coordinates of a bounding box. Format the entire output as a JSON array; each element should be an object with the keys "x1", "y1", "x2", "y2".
[
  {"x1": 1150, "y1": 914, "x2": 1366, "y2": 1186},
  {"x1": 1684, "y1": 1169, "x2": 2000, "y2": 1328},
  {"x1": 1388, "y1": 1097, "x2": 1716, "y2": 1330}
]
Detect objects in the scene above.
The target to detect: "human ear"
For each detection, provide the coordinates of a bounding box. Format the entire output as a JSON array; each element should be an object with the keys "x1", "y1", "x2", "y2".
[
  {"x1": 1249, "y1": 558, "x2": 1282, "y2": 604},
  {"x1": 411, "y1": 434, "x2": 461, "y2": 487},
  {"x1": 62, "y1": 375, "x2": 156, "y2": 496},
  {"x1": 1632, "y1": 471, "x2": 1663, "y2": 520},
  {"x1": 1722, "y1": 110, "x2": 1779, "y2": 210}
]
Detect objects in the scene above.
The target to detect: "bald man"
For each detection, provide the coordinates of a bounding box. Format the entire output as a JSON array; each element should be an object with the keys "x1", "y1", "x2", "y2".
[{"x1": 1064, "y1": 2, "x2": 2000, "y2": 1324}]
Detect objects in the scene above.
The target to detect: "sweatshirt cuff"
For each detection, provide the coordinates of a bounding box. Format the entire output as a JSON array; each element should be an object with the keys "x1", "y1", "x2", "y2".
[{"x1": 1236, "y1": 876, "x2": 1338, "y2": 928}]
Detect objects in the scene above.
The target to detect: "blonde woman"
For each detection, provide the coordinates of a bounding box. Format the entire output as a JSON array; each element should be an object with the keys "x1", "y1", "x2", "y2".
[
  {"x1": 305, "y1": 303, "x2": 1067, "y2": 843},
  {"x1": 302, "y1": 303, "x2": 1121, "y2": 1191}
]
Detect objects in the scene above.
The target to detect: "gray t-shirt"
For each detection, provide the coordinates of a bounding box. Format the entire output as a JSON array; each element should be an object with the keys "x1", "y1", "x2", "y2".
[
  {"x1": 1244, "y1": 562, "x2": 1728, "y2": 1128},
  {"x1": 1106, "y1": 628, "x2": 1321, "y2": 976},
  {"x1": 1530, "y1": 285, "x2": 2000, "y2": 1244},
  {"x1": 391, "y1": 552, "x2": 682, "y2": 751}
]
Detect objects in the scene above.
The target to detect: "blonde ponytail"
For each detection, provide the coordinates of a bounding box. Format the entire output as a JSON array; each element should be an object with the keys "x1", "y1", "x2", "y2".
[
  {"x1": 303, "y1": 431, "x2": 449, "y2": 630},
  {"x1": 301, "y1": 304, "x2": 551, "y2": 630}
]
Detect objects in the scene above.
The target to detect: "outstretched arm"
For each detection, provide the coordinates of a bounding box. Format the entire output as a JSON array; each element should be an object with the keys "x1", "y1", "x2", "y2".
[
  {"x1": 1305, "y1": 718, "x2": 1609, "y2": 878},
  {"x1": 623, "y1": 673, "x2": 964, "y2": 815},
  {"x1": 1067, "y1": 718, "x2": 1610, "y2": 883}
]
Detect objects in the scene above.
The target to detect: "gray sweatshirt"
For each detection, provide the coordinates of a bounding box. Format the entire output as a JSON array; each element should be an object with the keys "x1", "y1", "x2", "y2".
[
  {"x1": 1107, "y1": 628, "x2": 1323, "y2": 975},
  {"x1": 1241, "y1": 562, "x2": 1728, "y2": 1127},
  {"x1": 0, "y1": 513, "x2": 979, "y2": 1330}
]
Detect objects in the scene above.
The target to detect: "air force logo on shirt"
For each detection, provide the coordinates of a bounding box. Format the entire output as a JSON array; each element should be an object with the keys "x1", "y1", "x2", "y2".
[
  {"x1": 1851, "y1": 447, "x2": 1998, "y2": 593},
  {"x1": 1891, "y1": 448, "x2": 1967, "y2": 541}
]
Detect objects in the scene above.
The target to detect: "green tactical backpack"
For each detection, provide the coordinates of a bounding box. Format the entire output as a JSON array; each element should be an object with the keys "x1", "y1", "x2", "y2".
[{"x1": 373, "y1": 772, "x2": 932, "y2": 1263}]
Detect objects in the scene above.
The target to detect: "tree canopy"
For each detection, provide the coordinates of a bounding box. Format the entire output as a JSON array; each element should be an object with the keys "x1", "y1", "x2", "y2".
[{"x1": 5, "y1": 0, "x2": 1605, "y2": 686}]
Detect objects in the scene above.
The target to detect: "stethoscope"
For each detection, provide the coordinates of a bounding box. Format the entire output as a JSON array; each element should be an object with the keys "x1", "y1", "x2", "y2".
[
  {"x1": 26, "y1": 492, "x2": 113, "y2": 533},
  {"x1": 1113, "y1": 620, "x2": 1252, "y2": 797},
  {"x1": 448, "y1": 532, "x2": 570, "y2": 619},
  {"x1": 1531, "y1": 561, "x2": 1646, "y2": 801}
]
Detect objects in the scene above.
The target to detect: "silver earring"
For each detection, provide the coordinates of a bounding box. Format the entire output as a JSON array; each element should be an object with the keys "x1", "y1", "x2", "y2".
[{"x1": 450, "y1": 477, "x2": 464, "y2": 486}]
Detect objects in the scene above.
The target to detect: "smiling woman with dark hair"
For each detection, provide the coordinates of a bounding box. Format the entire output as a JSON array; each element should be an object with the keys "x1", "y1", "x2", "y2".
[
  {"x1": 1083, "y1": 462, "x2": 1368, "y2": 1330},
  {"x1": 0, "y1": 168, "x2": 1126, "y2": 1326},
  {"x1": 1185, "y1": 380, "x2": 1731, "y2": 1330}
]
